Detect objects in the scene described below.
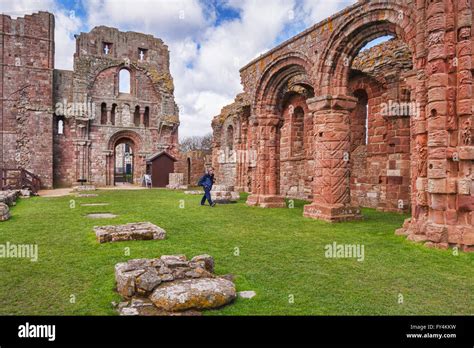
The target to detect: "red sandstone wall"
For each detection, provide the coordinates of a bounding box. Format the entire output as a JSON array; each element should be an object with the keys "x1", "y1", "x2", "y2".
[
  {"x1": 0, "y1": 12, "x2": 55, "y2": 188},
  {"x1": 53, "y1": 26, "x2": 180, "y2": 187}
]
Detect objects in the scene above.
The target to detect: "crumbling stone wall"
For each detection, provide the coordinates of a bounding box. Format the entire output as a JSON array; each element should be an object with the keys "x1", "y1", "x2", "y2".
[
  {"x1": 212, "y1": 94, "x2": 255, "y2": 192},
  {"x1": 1, "y1": 13, "x2": 180, "y2": 189},
  {"x1": 213, "y1": 0, "x2": 474, "y2": 251},
  {"x1": 53, "y1": 26, "x2": 180, "y2": 187},
  {"x1": 0, "y1": 12, "x2": 55, "y2": 188},
  {"x1": 174, "y1": 150, "x2": 211, "y2": 186}
]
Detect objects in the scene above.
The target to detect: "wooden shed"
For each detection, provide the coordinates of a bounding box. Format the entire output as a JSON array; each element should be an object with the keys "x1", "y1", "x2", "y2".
[{"x1": 146, "y1": 152, "x2": 177, "y2": 188}]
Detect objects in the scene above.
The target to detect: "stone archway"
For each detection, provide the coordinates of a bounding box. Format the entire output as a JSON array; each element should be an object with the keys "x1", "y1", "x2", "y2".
[
  {"x1": 106, "y1": 130, "x2": 144, "y2": 186},
  {"x1": 246, "y1": 54, "x2": 314, "y2": 208},
  {"x1": 303, "y1": 2, "x2": 419, "y2": 222}
]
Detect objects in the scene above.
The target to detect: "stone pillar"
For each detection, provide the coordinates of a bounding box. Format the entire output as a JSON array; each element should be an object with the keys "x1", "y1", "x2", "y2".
[
  {"x1": 106, "y1": 107, "x2": 112, "y2": 125},
  {"x1": 140, "y1": 110, "x2": 145, "y2": 127},
  {"x1": 451, "y1": 0, "x2": 473, "y2": 251},
  {"x1": 303, "y1": 95, "x2": 362, "y2": 222},
  {"x1": 246, "y1": 116, "x2": 286, "y2": 208}
]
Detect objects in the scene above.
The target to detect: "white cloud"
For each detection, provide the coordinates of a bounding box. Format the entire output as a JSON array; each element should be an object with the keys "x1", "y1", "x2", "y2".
[
  {"x1": 299, "y1": 0, "x2": 357, "y2": 26},
  {"x1": 0, "y1": 0, "x2": 55, "y2": 16},
  {"x1": 85, "y1": 0, "x2": 213, "y2": 41},
  {"x1": 172, "y1": 0, "x2": 298, "y2": 137},
  {"x1": 53, "y1": 10, "x2": 82, "y2": 70}
]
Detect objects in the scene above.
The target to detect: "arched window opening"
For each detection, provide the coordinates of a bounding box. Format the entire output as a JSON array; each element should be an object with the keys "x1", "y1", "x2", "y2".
[
  {"x1": 144, "y1": 107, "x2": 150, "y2": 128},
  {"x1": 292, "y1": 107, "x2": 305, "y2": 156},
  {"x1": 119, "y1": 69, "x2": 131, "y2": 94},
  {"x1": 226, "y1": 125, "x2": 234, "y2": 152},
  {"x1": 353, "y1": 90, "x2": 369, "y2": 146},
  {"x1": 359, "y1": 35, "x2": 395, "y2": 52},
  {"x1": 134, "y1": 106, "x2": 140, "y2": 127},
  {"x1": 101, "y1": 103, "x2": 107, "y2": 125},
  {"x1": 56, "y1": 116, "x2": 65, "y2": 135}
]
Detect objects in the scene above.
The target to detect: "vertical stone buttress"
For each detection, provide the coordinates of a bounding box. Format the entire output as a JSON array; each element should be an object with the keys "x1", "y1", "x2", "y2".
[{"x1": 303, "y1": 95, "x2": 363, "y2": 222}]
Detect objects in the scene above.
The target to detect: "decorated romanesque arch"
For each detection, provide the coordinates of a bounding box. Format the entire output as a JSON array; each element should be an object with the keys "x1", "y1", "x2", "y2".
[{"x1": 213, "y1": 0, "x2": 474, "y2": 251}]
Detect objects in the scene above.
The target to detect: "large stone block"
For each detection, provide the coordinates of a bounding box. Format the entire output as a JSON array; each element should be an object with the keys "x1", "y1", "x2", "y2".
[
  {"x1": 458, "y1": 146, "x2": 474, "y2": 160},
  {"x1": 425, "y1": 223, "x2": 448, "y2": 243},
  {"x1": 303, "y1": 202, "x2": 362, "y2": 223},
  {"x1": 94, "y1": 222, "x2": 166, "y2": 243},
  {"x1": 0, "y1": 203, "x2": 10, "y2": 222},
  {"x1": 150, "y1": 278, "x2": 236, "y2": 312}
]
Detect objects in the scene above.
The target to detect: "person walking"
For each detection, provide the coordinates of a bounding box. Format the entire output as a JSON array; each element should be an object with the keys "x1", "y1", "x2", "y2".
[{"x1": 198, "y1": 167, "x2": 216, "y2": 207}]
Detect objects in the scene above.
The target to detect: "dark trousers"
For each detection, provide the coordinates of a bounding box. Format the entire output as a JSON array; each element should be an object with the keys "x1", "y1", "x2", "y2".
[{"x1": 201, "y1": 187, "x2": 214, "y2": 206}]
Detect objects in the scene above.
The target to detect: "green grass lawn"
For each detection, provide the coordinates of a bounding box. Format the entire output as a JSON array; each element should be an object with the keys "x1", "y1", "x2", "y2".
[{"x1": 0, "y1": 189, "x2": 472, "y2": 316}]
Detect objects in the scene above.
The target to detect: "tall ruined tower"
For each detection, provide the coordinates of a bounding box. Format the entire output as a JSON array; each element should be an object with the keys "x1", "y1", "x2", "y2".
[
  {"x1": 53, "y1": 26, "x2": 180, "y2": 187},
  {"x1": 0, "y1": 12, "x2": 55, "y2": 188}
]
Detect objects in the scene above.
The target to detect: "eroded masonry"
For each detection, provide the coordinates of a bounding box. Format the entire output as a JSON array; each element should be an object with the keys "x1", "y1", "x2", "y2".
[
  {"x1": 212, "y1": 0, "x2": 474, "y2": 251},
  {"x1": 1, "y1": 13, "x2": 180, "y2": 189}
]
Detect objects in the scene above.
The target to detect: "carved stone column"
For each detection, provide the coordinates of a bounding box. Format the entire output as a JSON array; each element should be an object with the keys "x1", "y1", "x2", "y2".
[
  {"x1": 246, "y1": 116, "x2": 286, "y2": 208},
  {"x1": 303, "y1": 95, "x2": 362, "y2": 222}
]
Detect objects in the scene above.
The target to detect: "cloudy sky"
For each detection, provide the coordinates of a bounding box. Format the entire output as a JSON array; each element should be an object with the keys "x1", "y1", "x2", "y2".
[{"x1": 1, "y1": 0, "x2": 358, "y2": 138}]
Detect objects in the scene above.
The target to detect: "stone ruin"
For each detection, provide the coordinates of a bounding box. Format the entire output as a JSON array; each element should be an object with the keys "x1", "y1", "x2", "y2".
[
  {"x1": 166, "y1": 173, "x2": 188, "y2": 190},
  {"x1": 0, "y1": 189, "x2": 34, "y2": 222},
  {"x1": 94, "y1": 222, "x2": 166, "y2": 243},
  {"x1": 210, "y1": 0, "x2": 474, "y2": 252},
  {"x1": 73, "y1": 185, "x2": 97, "y2": 192},
  {"x1": 0, "y1": 203, "x2": 10, "y2": 222},
  {"x1": 114, "y1": 254, "x2": 236, "y2": 315},
  {"x1": 0, "y1": 190, "x2": 20, "y2": 207},
  {"x1": 211, "y1": 185, "x2": 240, "y2": 204}
]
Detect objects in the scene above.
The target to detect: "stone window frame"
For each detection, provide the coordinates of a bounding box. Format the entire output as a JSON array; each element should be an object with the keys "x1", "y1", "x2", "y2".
[
  {"x1": 118, "y1": 67, "x2": 132, "y2": 95},
  {"x1": 55, "y1": 115, "x2": 65, "y2": 135},
  {"x1": 102, "y1": 42, "x2": 113, "y2": 55},
  {"x1": 138, "y1": 48, "x2": 148, "y2": 61},
  {"x1": 289, "y1": 105, "x2": 305, "y2": 158}
]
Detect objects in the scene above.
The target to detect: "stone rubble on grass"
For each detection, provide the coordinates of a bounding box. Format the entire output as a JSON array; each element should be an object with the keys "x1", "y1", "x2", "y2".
[
  {"x1": 114, "y1": 254, "x2": 236, "y2": 315},
  {"x1": 166, "y1": 173, "x2": 188, "y2": 190},
  {"x1": 0, "y1": 203, "x2": 11, "y2": 221},
  {"x1": 184, "y1": 190, "x2": 202, "y2": 195},
  {"x1": 94, "y1": 222, "x2": 166, "y2": 243},
  {"x1": 238, "y1": 290, "x2": 256, "y2": 299},
  {"x1": 19, "y1": 189, "x2": 32, "y2": 198},
  {"x1": 150, "y1": 278, "x2": 236, "y2": 312},
  {"x1": 73, "y1": 185, "x2": 97, "y2": 192},
  {"x1": 0, "y1": 190, "x2": 20, "y2": 206},
  {"x1": 211, "y1": 185, "x2": 240, "y2": 204},
  {"x1": 87, "y1": 213, "x2": 118, "y2": 219}
]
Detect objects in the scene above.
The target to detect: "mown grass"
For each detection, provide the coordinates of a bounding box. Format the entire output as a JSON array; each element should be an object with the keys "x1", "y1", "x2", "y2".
[{"x1": 0, "y1": 189, "x2": 472, "y2": 316}]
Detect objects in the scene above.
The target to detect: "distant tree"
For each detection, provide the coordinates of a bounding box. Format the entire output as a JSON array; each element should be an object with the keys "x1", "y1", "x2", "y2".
[{"x1": 179, "y1": 133, "x2": 213, "y2": 153}]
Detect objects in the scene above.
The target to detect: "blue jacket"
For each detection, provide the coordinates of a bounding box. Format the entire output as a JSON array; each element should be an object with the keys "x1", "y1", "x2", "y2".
[{"x1": 198, "y1": 174, "x2": 215, "y2": 190}]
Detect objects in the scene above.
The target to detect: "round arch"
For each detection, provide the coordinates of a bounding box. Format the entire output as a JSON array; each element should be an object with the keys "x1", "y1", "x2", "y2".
[
  {"x1": 254, "y1": 53, "x2": 314, "y2": 118},
  {"x1": 315, "y1": 2, "x2": 417, "y2": 96},
  {"x1": 106, "y1": 130, "x2": 144, "y2": 186}
]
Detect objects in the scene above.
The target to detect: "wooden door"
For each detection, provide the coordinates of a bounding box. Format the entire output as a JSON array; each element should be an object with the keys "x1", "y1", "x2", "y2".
[{"x1": 151, "y1": 154, "x2": 175, "y2": 187}]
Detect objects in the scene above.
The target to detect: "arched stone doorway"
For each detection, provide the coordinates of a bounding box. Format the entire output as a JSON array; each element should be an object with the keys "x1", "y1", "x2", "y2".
[
  {"x1": 114, "y1": 141, "x2": 134, "y2": 184},
  {"x1": 107, "y1": 130, "x2": 144, "y2": 186},
  {"x1": 303, "y1": 2, "x2": 419, "y2": 222},
  {"x1": 246, "y1": 54, "x2": 314, "y2": 208}
]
